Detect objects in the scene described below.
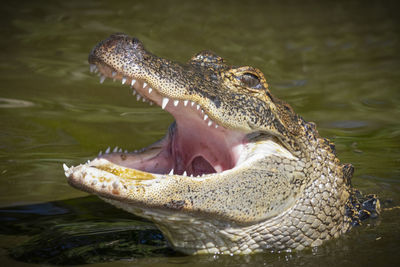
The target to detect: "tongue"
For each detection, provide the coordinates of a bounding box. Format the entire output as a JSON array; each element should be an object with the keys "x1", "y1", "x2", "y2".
[
  {"x1": 168, "y1": 109, "x2": 246, "y2": 177},
  {"x1": 171, "y1": 120, "x2": 233, "y2": 176},
  {"x1": 191, "y1": 156, "x2": 216, "y2": 176}
]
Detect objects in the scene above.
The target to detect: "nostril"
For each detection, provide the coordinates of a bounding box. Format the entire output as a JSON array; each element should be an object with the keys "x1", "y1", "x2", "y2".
[
  {"x1": 131, "y1": 37, "x2": 141, "y2": 46},
  {"x1": 131, "y1": 37, "x2": 144, "y2": 50}
]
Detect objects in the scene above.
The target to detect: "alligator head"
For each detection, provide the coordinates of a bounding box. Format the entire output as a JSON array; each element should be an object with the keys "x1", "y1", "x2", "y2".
[{"x1": 64, "y1": 33, "x2": 364, "y2": 254}]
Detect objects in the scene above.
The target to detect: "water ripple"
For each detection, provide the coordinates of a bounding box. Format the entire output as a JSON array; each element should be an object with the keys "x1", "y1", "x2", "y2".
[{"x1": 0, "y1": 98, "x2": 35, "y2": 108}]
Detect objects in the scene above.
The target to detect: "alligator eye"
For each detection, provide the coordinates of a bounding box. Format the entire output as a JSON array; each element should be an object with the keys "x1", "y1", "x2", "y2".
[{"x1": 240, "y1": 73, "x2": 262, "y2": 89}]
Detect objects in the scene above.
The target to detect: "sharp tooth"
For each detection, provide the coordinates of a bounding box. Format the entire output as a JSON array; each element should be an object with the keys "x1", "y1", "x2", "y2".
[
  {"x1": 113, "y1": 146, "x2": 118, "y2": 153},
  {"x1": 162, "y1": 97, "x2": 169, "y2": 109},
  {"x1": 105, "y1": 147, "x2": 111, "y2": 154},
  {"x1": 98, "y1": 150, "x2": 102, "y2": 156},
  {"x1": 196, "y1": 104, "x2": 200, "y2": 110},
  {"x1": 203, "y1": 114, "x2": 208, "y2": 121},
  {"x1": 124, "y1": 149, "x2": 128, "y2": 153},
  {"x1": 143, "y1": 82, "x2": 147, "y2": 88},
  {"x1": 169, "y1": 169, "x2": 174, "y2": 175},
  {"x1": 132, "y1": 89, "x2": 136, "y2": 95},
  {"x1": 201, "y1": 109, "x2": 204, "y2": 114},
  {"x1": 149, "y1": 102, "x2": 153, "y2": 106},
  {"x1": 112, "y1": 71, "x2": 117, "y2": 77},
  {"x1": 190, "y1": 174, "x2": 193, "y2": 177},
  {"x1": 208, "y1": 120, "x2": 213, "y2": 126},
  {"x1": 118, "y1": 148, "x2": 122, "y2": 152},
  {"x1": 112, "y1": 180, "x2": 120, "y2": 189},
  {"x1": 131, "y1": 79, "x2": 136, "y2": 86},
  {"x1": 99, "y1": 75, "x2": 106, "y2": 84},
  {"x1": 63, "y1": 163, "x2": 69, "y2": 171},
  {"x1": 215, "y1": 124, "x2": 219, "y2": 129},
  {"x1": 122, "y1": 77, "x2": 127, "y2": 84},
  {"x1": 215, "y1": 165, "x2": 223, "y2": 172},
  {"x1": 137, "y1": 94, "x2": 141, "y2": 101},
  {"x1": 174, "y1": 100, "x2": 179, "y2": 106},
  {"x1": 148, "y1": 88, "x2": 152, "y2": 94},
  {"x1": 184, "y1": 100, "x2": 188, "y2": 106},
  {"x1": 191, "y1": 101, "x2": 195, "y2": 106},
  {"x1": 90, "y1": 64, "x2": 96, "y2": 73},
  {"x1": 183, "y1": 171, "x2": 187, "y2": 176},
  {"x1": 142, "y1": 97, "x2": 146, "y2": 102}
]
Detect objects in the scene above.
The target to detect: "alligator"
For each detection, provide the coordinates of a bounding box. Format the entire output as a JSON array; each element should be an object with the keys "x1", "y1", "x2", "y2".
[{"x1": 64, "y1": 33, "x2": 380, "y2": 255}]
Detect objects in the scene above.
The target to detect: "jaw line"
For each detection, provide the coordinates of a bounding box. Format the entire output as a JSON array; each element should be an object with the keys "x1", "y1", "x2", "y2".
[{"x1": 92, "y1": 60, "x2": 223, "y2": 129}]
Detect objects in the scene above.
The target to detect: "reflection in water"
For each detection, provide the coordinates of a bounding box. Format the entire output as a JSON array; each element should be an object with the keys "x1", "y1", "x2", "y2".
[
  {"x1": 0, "y1": 197, "x2": 395, "y2": 266},
  {"x1": 0, "y1": 197, "x2": 175, "y2": 265},
  {"x1": 0, "y1": 0, "x2": 399, "y2": 266}
]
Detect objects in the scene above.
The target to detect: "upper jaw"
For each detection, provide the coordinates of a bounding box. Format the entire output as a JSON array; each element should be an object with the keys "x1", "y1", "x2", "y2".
[{"x1": 90, "y1": 59, "x2": 224, "y2": 130}]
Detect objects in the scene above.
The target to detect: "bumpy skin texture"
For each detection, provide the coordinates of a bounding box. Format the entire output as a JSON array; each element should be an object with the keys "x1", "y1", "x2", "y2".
[{"x1": 65, "y1": 34, "x2": 379, "y2": 255}]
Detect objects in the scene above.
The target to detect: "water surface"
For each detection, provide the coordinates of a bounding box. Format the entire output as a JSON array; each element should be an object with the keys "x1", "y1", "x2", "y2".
[{"x1": 0, "y1": 0, "x2": 399, "y2": 266}]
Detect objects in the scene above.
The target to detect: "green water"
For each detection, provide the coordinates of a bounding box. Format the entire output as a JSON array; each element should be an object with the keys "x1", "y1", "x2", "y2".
[{"x1": 1, "y1": 0, "x2": 399, "y2": 266}]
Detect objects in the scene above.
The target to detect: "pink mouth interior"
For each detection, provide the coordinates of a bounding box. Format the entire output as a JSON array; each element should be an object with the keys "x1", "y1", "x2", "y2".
[
  {"x1": 98, "y1": 101, "x2": 246, "y2": 177},
  {"x1": 169, "y1": 110, "x2": 245, "y2": 176}
]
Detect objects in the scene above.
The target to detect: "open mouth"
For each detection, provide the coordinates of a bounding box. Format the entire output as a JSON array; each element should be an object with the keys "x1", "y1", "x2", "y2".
[
  {"x1": 86, "y1": 61, "x2": 250, "y2": 178},
  {"x1": 64, "y1": 34, "x2": 295, "y2": 185},
  {"x1": 63, "y1": 35, "x2": 300, "y2": 226}
]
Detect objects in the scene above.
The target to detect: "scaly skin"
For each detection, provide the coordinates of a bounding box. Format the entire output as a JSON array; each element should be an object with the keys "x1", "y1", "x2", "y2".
[{"x1": 64, "y1": 34, "x2": 379, "y2": 254}]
